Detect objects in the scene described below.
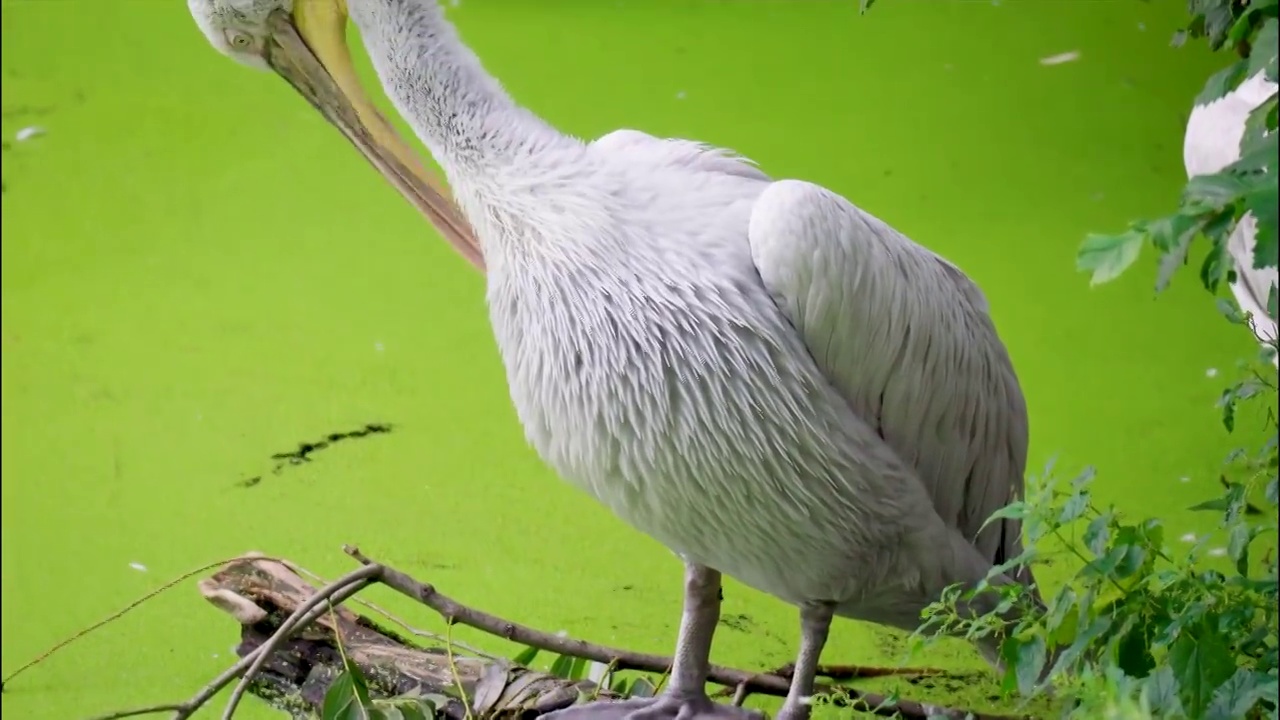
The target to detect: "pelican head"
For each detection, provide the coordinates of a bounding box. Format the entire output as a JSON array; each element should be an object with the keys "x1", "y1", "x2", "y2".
[{"x1": 187, "y1": 0, "x2": 483, "y2": 268}]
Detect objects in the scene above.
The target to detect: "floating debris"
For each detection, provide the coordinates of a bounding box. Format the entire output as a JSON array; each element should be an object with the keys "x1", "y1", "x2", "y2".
[
  {"x1": 675, "y1": 90, "x2": 687, "y2": 101},
  {"x1": 1206, "y1": 367, "x2": 1219, "y2": 378},
  {"x1": 15, "y1": 125, "x2": 44, "y2": 142},
  {"x1": 129, "y1": 562, "x2": 148, "y2": 572},
  {"x1": 1180, "y1": 533, "x2": 1197, "y2": 543},
  {"x1": 1039, "y1": 51, "x2": 1081, "y2": 66},
  {"x1": 1207, "y1": 547, "x2": 1228, "y2": 557},
  {"x1": 238, "y1": 423, "x2": 396, "y2": 488},
  {"x1": 374, "y1": 341, "x2": 385, "y2": 353}
]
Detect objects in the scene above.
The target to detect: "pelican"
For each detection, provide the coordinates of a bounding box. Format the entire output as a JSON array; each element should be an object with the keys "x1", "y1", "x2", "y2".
[
  {"x1": 1183, "y1": 70, "x2": 1278, "y2": 367},
  {"x1": 188, "y1": 1, "x2": 1038, "y2": 718}
]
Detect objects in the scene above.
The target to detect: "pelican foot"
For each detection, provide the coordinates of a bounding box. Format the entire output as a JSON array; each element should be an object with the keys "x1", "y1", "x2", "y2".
[{"x1": 541, "y1": 692, "x2": 766, "y2": 720}]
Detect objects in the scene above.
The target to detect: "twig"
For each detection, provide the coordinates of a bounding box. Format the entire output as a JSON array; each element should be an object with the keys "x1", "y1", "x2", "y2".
[
  {"x1": 68, "y1": 549, "x2": 1028, "y2": 720},
  {"x1": 731, "y1": 682, "x2": 749, "y2": 707},
  {"x1": 767, "y1": 661, "x2": 947, "y2": 681},
  {"x1": 343, "y1": 545, "x2": 1027, "y2": 720},
  {"x1": 219, "y1": 564, "x2": 382, "y2": 719},
  {"x1": 445, "y1": 618, "x2": 475, "y2": 720},
  {"x1": 83, "y1": 561, "x2": 378, "y2": 720},
  {"x1": 308, "y1": 573, "x2": 497, "y2": 659},
  {"x1": 3, "y1": 554, "x2": 287, "y2": 691},
  {"x1": 84, "y1": 705, "x2": 183, "y2": 720}
]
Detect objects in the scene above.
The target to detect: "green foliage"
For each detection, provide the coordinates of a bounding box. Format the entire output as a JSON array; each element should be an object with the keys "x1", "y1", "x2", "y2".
[
  {"x1": 917, "y1": 439, "x2": 1278, "y2": 718},
  {"x1": 1076, "y1": 0, "x2": 1278, "y2": 321},
  {"x1": 508, "y1": 644, "x2": 661, "y2": 699},
  {"x1": 921, "y1": 5, "x2": 1280, "y2": 717}
]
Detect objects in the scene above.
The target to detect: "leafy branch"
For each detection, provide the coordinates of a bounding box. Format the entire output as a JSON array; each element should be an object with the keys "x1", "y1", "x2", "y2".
[{"x1": 1076, "y1": 0, "x2": 1278, "y2": 328}]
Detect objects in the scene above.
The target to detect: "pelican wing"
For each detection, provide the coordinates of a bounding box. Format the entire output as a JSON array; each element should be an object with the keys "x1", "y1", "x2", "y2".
[{"x1": 747, "y1": 180, "x2": 1032, "y2": 582}]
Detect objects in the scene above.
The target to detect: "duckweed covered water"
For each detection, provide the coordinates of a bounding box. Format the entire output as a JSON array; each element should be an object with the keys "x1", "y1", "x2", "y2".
[{"x1": 0, "y1": 1, "x2": 1255, "y2": 718}]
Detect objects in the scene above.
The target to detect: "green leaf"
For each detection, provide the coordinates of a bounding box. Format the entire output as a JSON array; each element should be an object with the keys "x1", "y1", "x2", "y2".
[
  {"x1": 1242, "y1": 97, "x2": 1279, "y2": 159},
  {"x1": 323, "y1": 669, "x2": 376, "y2": 720},
  {"x1": 1169, "y1": 626, "x2": 1237, "y2": 717},
  {"x1": 1228, "y1": 11, "x2": 1256, "y2": 48},
  {"x1": 549, "y1": 653, "x2": 577, "y2": 679},
  {"x1": 1203, "y1": 3, "x2": 1237, "y2": 49},
  {"x1": 1144, "y1": 664, "x2": 1186, "y2": 717},
  {"x1": 395, "y1": 702, "x2": 433, "y2": 720},
  {"x1": 858, "y1": 0, "x2": 876, "y2": 14},
  {"x1": 1217, "y1": 297, "x2": 1248, "y2": 325},
  {"x1": 512, "y1": 645, "x2": 540, "y2": 667},
  {"x1": 1201, "y1": 236, "x2": 1233, "y2": 293},
  {"x1": 1000, "y1": 634, "x2": 1047, "y2": 696},
  {"x1": 1110, "y1": 527, "x2": 1149, "y2": 579},
  {"x1": 1184, "y1": 173, "x2": 1249, "y2": 208},
  {"x1": 1057, "y1": 487, "x2": 1090, "y2": 524},
  {"x1": 1044, "y1": 586, "x2": 1078, "y2": 640},
  {"x1": 1248, "y1": 19, "x2": 1278, "y2": 81},
  {"x1": 1147, "y1": 213, "x2": 1200, "y2": 252},
  {"x1": 1190, "y1": 497, "x2": 1231, "y2": 513},
  {"x1": 1156, "y1": 227, "x2": 1195, "y2": 293},
  {"x1": 1078, "y1": 231, "x2": 1144, "y2": 286},
  {"x1": 1235, "y1": 115, "x2": 1279, "y2": 173},
  {"x1": 1205, "y1": 669, "x2": 1275, "y2": 720},
  {"x1": 1197, "y1": 60, "x2": 1250, "y2": 105},
  {"x1": 1049, "y1": 613, "x2": 1112, "y2": 677},
  {"x1": 629, "y1": 677, "x2": 657, "y2": 698},
  {"x1": 980, "y1": 501, "x2": 1027, "y2": 532},
  {"x1": 1083, "y1": 514, "x2": 1111, "y2": 556},
  {"x1": 1244, "y1": 185, "x2": 1279, "y2": 268},
  {"x1": 1228, "y1": 522, "x2": 1256, "y2": 575}
]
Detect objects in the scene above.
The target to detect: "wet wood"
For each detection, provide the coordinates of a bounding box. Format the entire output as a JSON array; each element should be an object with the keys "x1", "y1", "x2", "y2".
[{"x1": 198, "y1": 557, "x2": 618, "y2": 719}]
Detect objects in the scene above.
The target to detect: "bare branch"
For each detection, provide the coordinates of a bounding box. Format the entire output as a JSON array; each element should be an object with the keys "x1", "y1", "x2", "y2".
[
  {"x1": 219, "y1": 563, "x2": 383, "y2": 719},
  {"x1": 343, "y1": 545, "x2": 1027, "y2": 720},
  {"x1": 8, "y1": 549, "x2": 1029, "y2": 720}
]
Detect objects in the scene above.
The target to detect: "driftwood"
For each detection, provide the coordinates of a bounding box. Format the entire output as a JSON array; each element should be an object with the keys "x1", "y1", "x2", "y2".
[
  {"x1": 197, "y1": 555, "x2": 614, "y2": 719},
  {"x1": 3, "y1": 547, "x2": 1032, "y2": 720}
]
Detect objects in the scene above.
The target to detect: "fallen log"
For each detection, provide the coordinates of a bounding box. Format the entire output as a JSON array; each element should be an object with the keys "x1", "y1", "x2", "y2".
[
  {"x1": 197, "y1": 556, "x2": 617, "y2": 719},
  {"x1": 4, "y1": 548, "x2": 1026, "y2": 720}
]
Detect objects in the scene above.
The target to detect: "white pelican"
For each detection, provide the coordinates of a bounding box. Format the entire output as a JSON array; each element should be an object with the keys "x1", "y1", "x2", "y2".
[
  {"x1": 188, "y1": 2, "x2": 1039, "y2": 718},
  {"x1": 1183, "y1": 70, "x2": 1278, "y2": 367}
]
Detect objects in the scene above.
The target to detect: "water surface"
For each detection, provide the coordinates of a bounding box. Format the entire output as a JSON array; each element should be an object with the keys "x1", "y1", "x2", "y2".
[{"x1": 0, "y1": 1, "x2": 1250, "y2": 717}]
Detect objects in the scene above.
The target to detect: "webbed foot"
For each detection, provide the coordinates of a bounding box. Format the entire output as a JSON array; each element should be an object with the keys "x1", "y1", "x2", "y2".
[{"x1": 541, "y1": 691, "x2": 766, "y2": 720}]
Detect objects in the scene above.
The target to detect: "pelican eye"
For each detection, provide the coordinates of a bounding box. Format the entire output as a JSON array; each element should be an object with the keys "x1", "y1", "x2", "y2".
[{"x1": 226, "y1": 30, "x2": 254, "y2": 50}]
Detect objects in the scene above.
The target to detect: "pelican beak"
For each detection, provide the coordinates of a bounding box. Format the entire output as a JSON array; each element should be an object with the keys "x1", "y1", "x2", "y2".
[{"x1": 261, "y1": 3, "x2": 484, "y2": 270}]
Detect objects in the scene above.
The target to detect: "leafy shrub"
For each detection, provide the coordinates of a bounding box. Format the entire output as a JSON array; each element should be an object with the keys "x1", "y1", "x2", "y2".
[{"x1": 920, "y1": 1, "x2": 1279, "y2": 718}]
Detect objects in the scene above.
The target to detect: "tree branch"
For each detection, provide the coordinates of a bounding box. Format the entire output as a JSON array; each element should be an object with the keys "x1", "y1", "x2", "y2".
[
  {"x1": 5, "y1": 549, "x2": 1030, "y2": 720},
  {"x1": 341, "y1": 545, "x2": 1028, "y2": 720}
]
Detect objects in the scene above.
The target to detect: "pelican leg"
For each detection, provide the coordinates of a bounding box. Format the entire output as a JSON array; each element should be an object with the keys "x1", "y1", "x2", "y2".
[
  {"x1": 541, "y1": 563, "x2": 763, "y2": 720},
  {"x1": 660, "y1": 562, "x2": 722, "y2": 696},
  {"x1": 775, "y1": 603, "x2": 835, "y2": 720}
]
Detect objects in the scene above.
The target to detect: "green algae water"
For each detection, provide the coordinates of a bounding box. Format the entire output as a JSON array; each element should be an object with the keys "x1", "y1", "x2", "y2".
[{"x1": 0, "y1": 1, "x2": 1259, "y2": 718}]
